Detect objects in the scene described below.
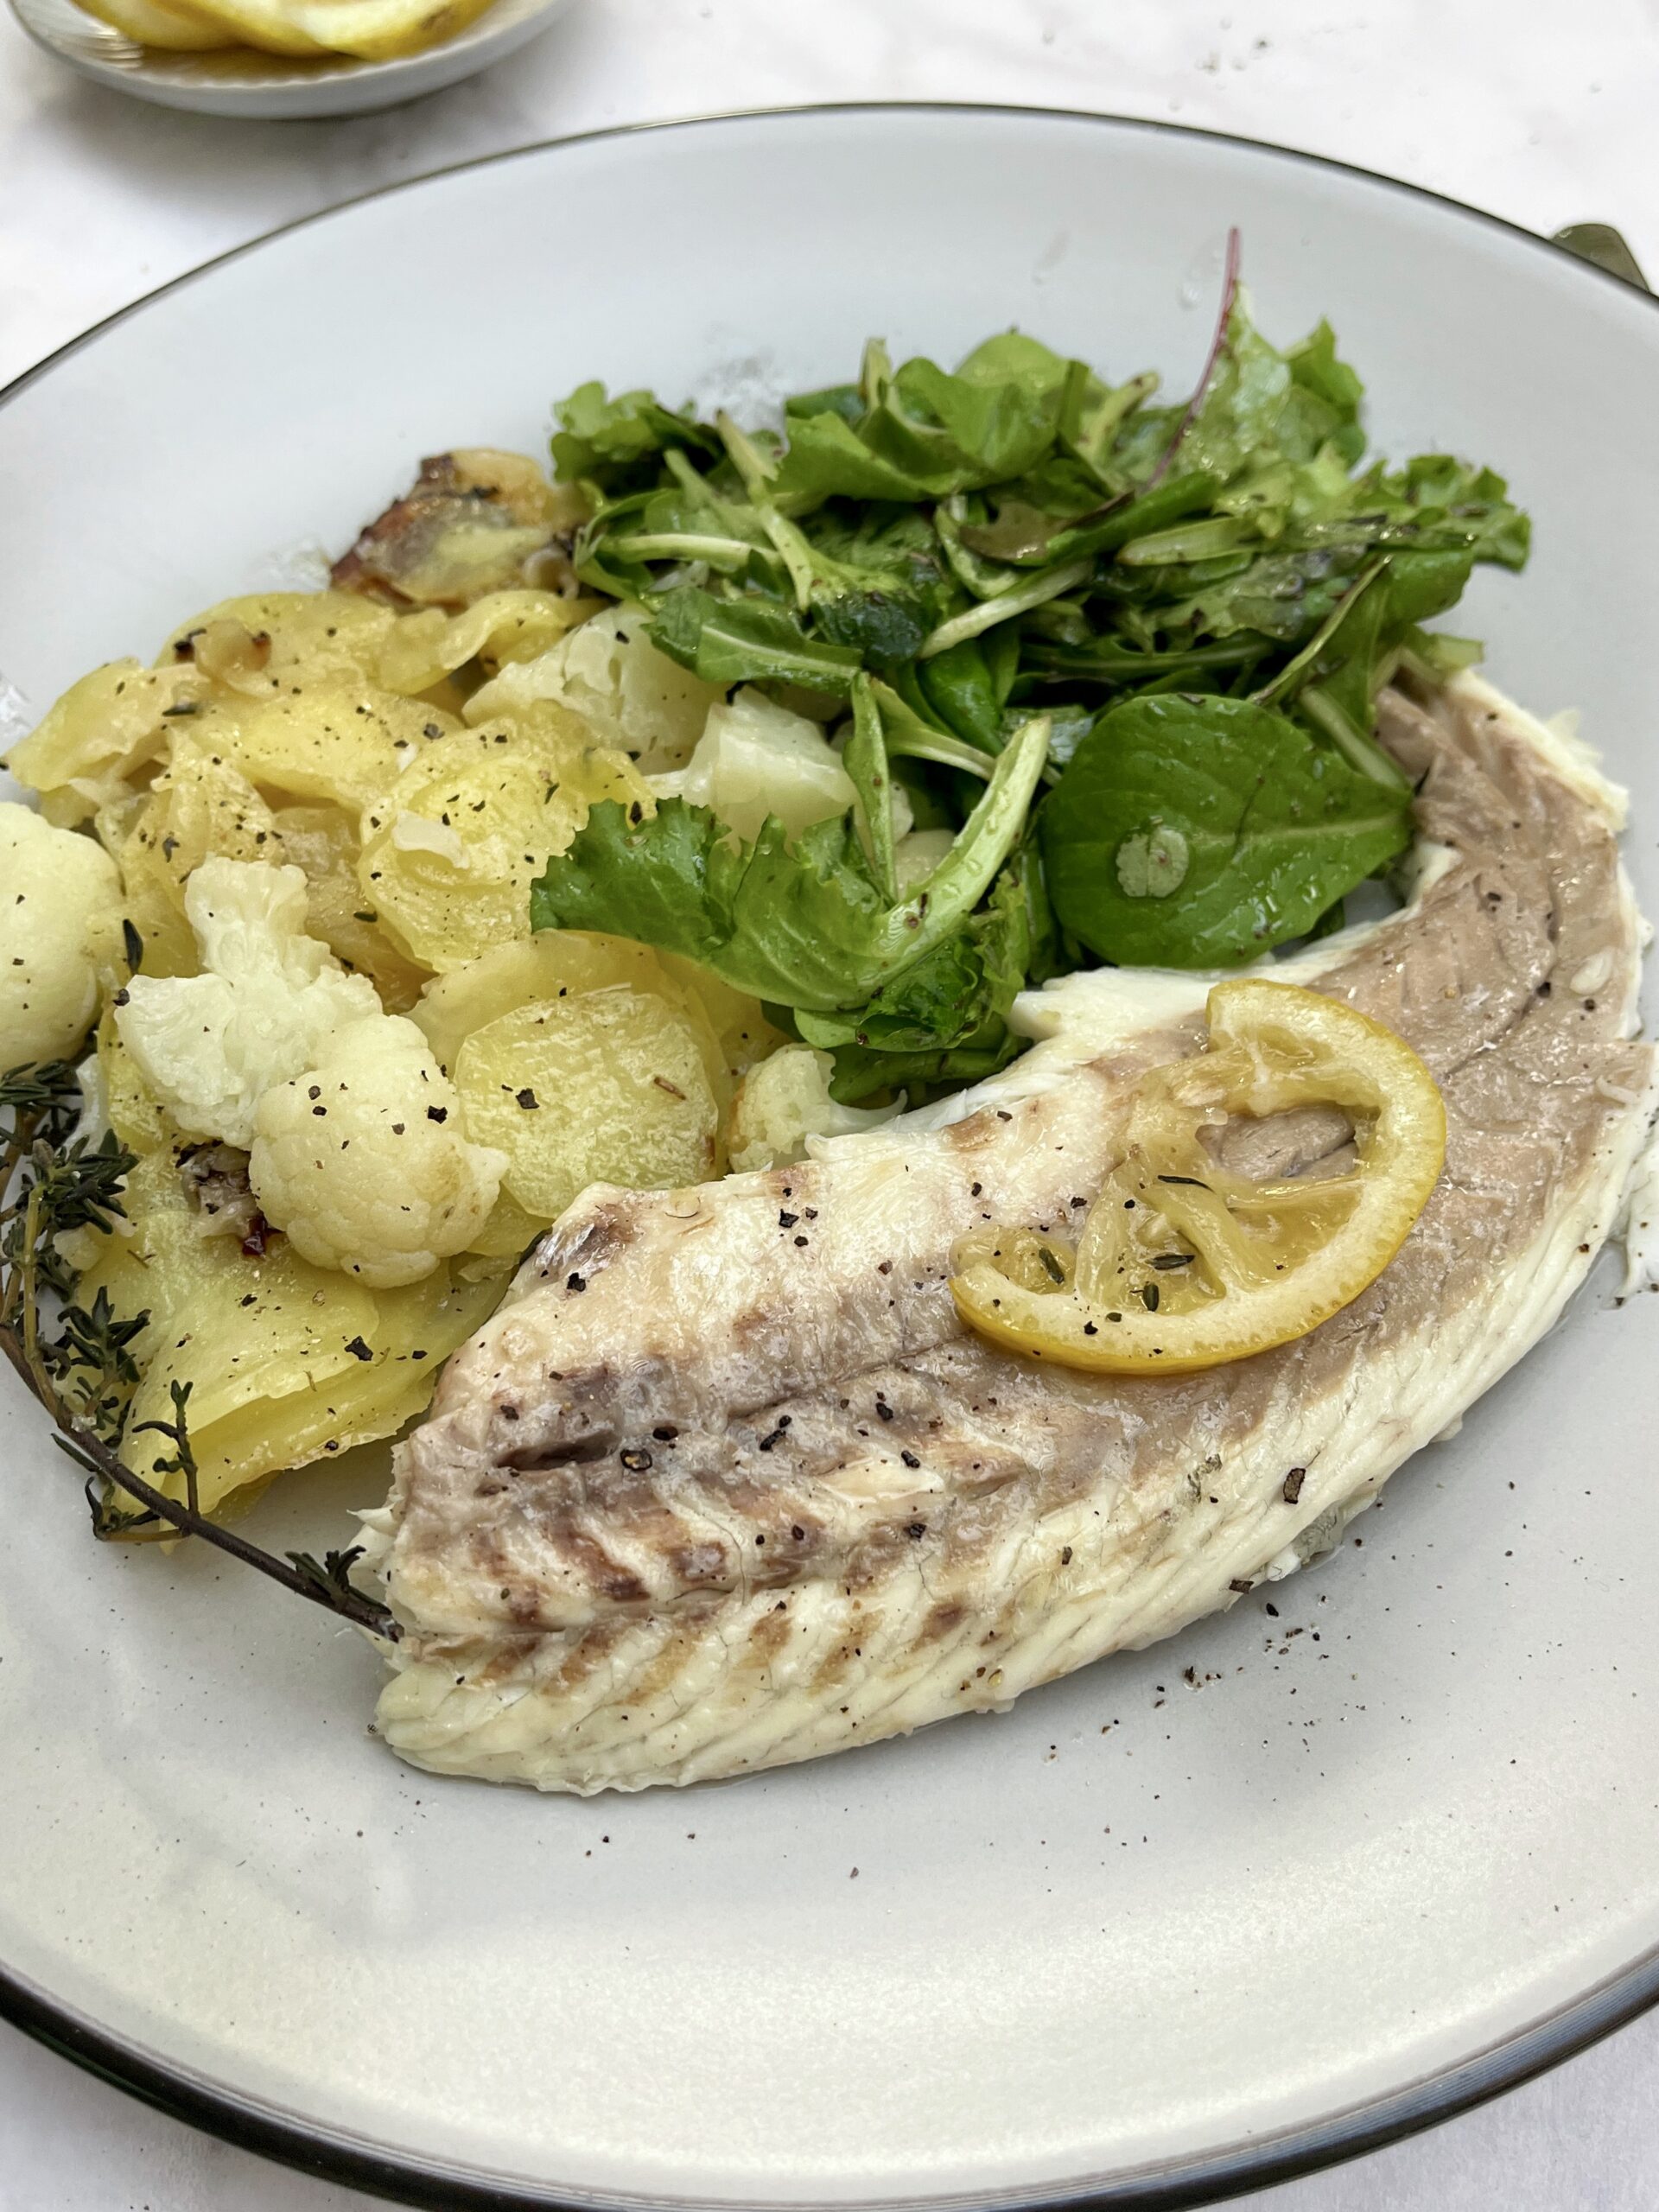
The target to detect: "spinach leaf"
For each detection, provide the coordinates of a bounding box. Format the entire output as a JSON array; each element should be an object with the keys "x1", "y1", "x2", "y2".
[{"x1": 1039, "y1": 693, "x2": 1411, "y2": 967}]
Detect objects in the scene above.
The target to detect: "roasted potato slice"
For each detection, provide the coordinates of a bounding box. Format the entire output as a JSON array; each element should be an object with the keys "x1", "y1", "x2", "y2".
[
  {"x1": 454, "y1": 986, "x2": 720, "y2": 1222},
  {"x1": 333, "y1": 451, "x2": 584, "y2": 609}
]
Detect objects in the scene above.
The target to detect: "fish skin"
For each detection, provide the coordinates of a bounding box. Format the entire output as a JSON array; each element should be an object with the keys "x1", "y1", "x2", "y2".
[{"x1": 370, "y1": 677, "x2": 1656, "y2": 1792}]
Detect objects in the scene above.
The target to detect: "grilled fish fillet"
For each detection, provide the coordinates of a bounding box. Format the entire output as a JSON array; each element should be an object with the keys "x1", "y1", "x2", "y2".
[{"x1": 368, "y1": 674, "x2": 1657, "y2": 1793}]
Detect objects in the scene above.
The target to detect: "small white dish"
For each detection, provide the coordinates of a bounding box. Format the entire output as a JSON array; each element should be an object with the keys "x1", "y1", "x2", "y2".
[{"x1": 7, "y1": 0, "x2": 577, "y2": 118}]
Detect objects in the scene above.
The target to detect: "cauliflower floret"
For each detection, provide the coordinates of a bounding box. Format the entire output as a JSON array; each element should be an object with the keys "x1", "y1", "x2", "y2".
[
  {"x1": 464, "y1": 603, "x2": 721, "y2": 772},
  {"x1": 0, "y1": 802, "x2": 122, "y2": 1066},
  {"x1": 728, "y1": 1044, "x2": 904, "y2": 1173},
  {"x1": 653, "y1": 687, "x2": 858, "y2": 843},
  {"x1": 115, "y1": 857, "x2": 382, "y2": 1147},
  {"x1": 250, "y1": 1016, "x2": 505, "y2": 1287}
]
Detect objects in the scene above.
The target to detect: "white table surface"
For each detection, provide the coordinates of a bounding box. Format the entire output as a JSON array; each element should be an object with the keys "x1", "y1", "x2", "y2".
[{"x1": 3, "y1": 0, "x2": 1658, "y2": 2203}]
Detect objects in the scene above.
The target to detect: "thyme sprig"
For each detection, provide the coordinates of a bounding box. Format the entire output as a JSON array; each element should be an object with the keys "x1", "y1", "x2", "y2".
[{"x1": 1, "y1": 1058, "x2": 397, "y2": 1642}]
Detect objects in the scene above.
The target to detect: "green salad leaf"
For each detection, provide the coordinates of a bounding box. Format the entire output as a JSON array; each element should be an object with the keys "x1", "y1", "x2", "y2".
[
  {"x1": 1039, "y1": 694, "x2": 1412, "y2": 968},
  {"x1": 539, "y1": 262, "x2": 1529, "y2": 1098},
  {"x1": 531, "y1": 716, "x2": 1051, "y2": 1014}
]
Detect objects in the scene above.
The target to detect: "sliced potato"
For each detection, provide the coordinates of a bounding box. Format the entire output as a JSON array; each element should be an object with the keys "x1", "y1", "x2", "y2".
[
  {"x1": 358, "y1": 713, "x2": 649, "y2": 971},
  {"x1": 463, "y1": 1187, "x2": 550, "y2": 1262},
  {"x1": 656, "y1": 951, "x2": 789, "y2": 1075},
  {"x1": 270, "y1": 803, "x2": 429, "y2": 1012},
  {"x1": 73, "y1": 0, "x2": 236, "y2": 45},
  {"x1": 7, "y1": 660, "x2": 198, "y2": 826},
  {"x1": 283, "y1": 0, "x2": 494, "y2": 56},
  {"x1": 377, "y1": 589, "x2": 603, "y2": 700},
  {"x1": 160, "y1": 0, "x2": 327, "y2": 52},
  {"x1": 97, "y1": 1012, "x2": 174, "y2": 1156},
  {"x1": 105, "y1": 738, "x2": 284, "y2": 978},
  {"x1": 454, "y1": 987, "x2": 720, "y2": 1222},
  {"x1": 198, "y1": 685, "x2": 459, "y2": 815},
  {"x1": 413, "y1": 930, "x2": 720, "y2": 1083},
  {"x1": 161, "y1": 593, "x2": 398, "y2": 693},
  {"x1": 81, "y1": 1152, "x2": 500, "y2": 1522}
]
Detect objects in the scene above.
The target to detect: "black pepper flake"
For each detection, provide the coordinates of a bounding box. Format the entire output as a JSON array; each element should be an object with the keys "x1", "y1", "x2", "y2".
[
  {"x1": 566, "y1": 1272, "x2": 586, "y2": 1293},
  {"x1": 517, "y1": 1087, "x2": 539, "y2": 1109},
  {"x1": 877, "y1": 1260, "x2": 892, "y2": 1275},
  {"x1": 620, "y1": 1448, "x2": 653, "y2": 1471},
  {"x1": 1140, "y1": 1283, "x2": 1160, "y2": 1313},
  {"x1": 793, "y1": 1235, "x2": 808, "y2": 1248},
  {"x1": 969, "y1": 1182, "x2": 982, "y2": 1198},
  {"x1": 121, "y1": 919, "x2": 143, "y2": 969},
  {"x1": 995, "y1": 1109, "x2": 1013, "y2": 1122},
  {"x1": 426, "y1": 1105, "x2": 448, "y2": 1122},
  {"x1": 1151, "y1": 1252, "x2": 1192, "y2": 1271},
  {"x1": 899, "y1": 1449, "x2": 921, "y2": 1469},
  {"x1": 1060, "y1": 1546, "x2": 1072, "y2": 1566},
  {"x1": 652, "y1": 1424, "x2": 678, "y2": 1441},
  {"x1": 344, "y1": 1335, "x2": 374, "y2": 1362},
  {"x1": 1228, "y1": 1577, "x2": 1252, "y2": 1593},
  {"x1": 1282, "y1": 1467, "x2": 1306, "y2": 1504},
  {"x1": 874, "y1": 1398, "x2": 893, "y2": 1421},
  {"x1": 1537, "y1": 979, "x2": 1552, "y2": 998},
  {"x1": 757, "y1": 1427, "x2": 788, "y2": 1452},
  {"x1": 779, "y1": 1211, "x2": 798, "y2": 1229},
  {"x1": 906, "y1": 1521, "x2": 926, "y2": 1539},
  {"x1": 112, "y1": 986, "x2": 130, "y2": 1008}
]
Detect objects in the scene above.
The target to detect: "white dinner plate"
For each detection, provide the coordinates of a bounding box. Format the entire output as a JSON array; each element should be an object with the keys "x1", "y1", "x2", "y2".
[{"x1": 2, "y1": 106, "x2": 1657, "y2": 2210}]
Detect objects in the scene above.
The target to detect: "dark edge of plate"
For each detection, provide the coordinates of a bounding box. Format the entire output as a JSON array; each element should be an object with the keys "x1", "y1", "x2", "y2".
[{"x1": 2, "y1": 98, "x2": 1656, "y2": 2212}]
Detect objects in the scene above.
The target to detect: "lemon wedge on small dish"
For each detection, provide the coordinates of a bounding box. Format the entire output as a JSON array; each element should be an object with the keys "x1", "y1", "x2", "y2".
[{"x1": 950, "y1": 979, "x2": 1446, "y2": 1376}]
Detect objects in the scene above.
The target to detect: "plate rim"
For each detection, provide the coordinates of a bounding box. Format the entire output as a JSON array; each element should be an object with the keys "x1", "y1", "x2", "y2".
[{"x1": 3, "y1": 97, "x2": 1656, "y2": 2212}]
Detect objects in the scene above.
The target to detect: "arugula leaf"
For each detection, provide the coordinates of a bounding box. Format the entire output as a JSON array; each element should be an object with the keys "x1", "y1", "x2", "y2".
[
  {"x1": 842, "y1": 674, "x2": 897, "y2": 898},
  {"x1": 551, "y1": 383, "x2": 721, "y2": 494},
  {"x1": 803, "y1": 853, "x2": 1052, "y2": 1102},
  {"x1": 648, "y1": 588, "x2": 863, "y2": 692},
  {"x1": 1039, "y1": 693, "x2": 1411, "y2": 967},
  {"x1": 543, "y1": 289, "x2": 1528, "y2": 1084},
  {"x1": 531, "y1": 716, "x2": 1052, "y2": 1011}
]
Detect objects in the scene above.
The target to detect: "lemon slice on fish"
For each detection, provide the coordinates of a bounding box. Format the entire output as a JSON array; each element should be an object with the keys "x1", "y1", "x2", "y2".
[{"x1": 950, "y1": 979, "x2": 1446, "y2": 1376}]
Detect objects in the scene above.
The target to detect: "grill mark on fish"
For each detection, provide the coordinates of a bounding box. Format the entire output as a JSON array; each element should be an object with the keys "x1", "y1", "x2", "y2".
[{"x1": 374, "y1": 677, "x2": 1657, "y2": 1791}]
